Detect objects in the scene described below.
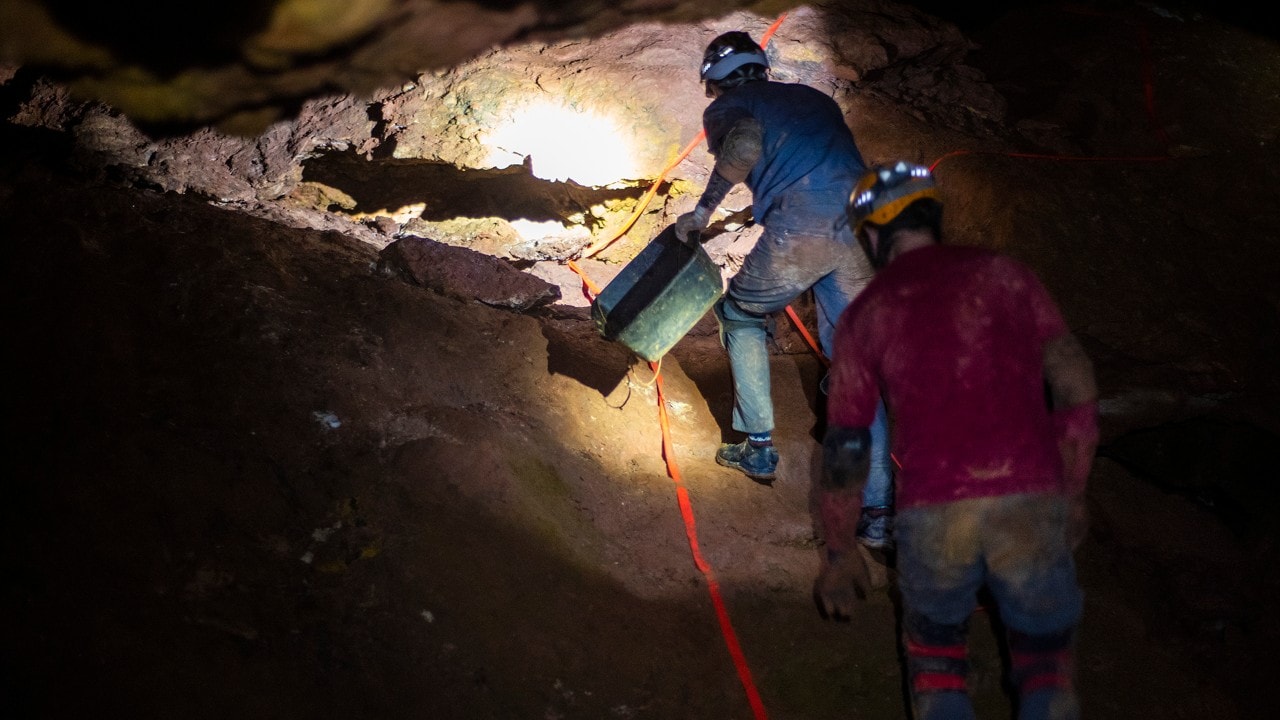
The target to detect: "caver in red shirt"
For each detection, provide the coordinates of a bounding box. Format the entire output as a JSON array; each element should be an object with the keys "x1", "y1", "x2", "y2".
[{"x1": 827, "y1": 243, "x2": 1073, "y2": 510}]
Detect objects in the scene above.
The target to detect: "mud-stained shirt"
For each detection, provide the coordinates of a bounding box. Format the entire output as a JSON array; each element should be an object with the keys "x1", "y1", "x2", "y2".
[
  {"x1": 702, "y1": 80, "x2": 864, "y2": 232},
  {"x1": 827, "y1": 243, "x2": 1072, "y2": 509}
]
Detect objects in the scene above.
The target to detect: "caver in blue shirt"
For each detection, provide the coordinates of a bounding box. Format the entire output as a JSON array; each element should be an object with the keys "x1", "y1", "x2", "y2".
[
  {"x1": 702, "y1": 80, "x2": 865, "y2": 232},
  {"x1": 683, "y1": 30, "x2": 893, "y2": 560}
]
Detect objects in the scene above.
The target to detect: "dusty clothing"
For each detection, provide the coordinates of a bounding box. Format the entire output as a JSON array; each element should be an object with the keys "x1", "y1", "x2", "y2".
[
  {"x1": 826, "y1": 243, "x2": 1077, "y2": 514},
  {"x1": 820, "y1": 240, "x2": 1095, "y2": 720},
  {"x1": 699, "y1": 78, "x2": 874, "y2": 421},
  {"x1": 702, "y1": 80, "x2": 864, "y2": 232},
  {"x1": 896, "y1": 494, "x2": 1082, "y2": 634},
  {"x1": 895, "y1": 494, "x2": 1082, "y2": 720},
  {"x1": 715, "y1": 221, "x2": 880, "y2": 432},
  {"x1": 701, "y1": 79, "x2": 889, "y2": 502}
]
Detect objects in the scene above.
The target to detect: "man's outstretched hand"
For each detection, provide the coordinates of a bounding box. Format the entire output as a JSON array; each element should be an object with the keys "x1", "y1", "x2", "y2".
[
  {"x1": 674, "y1": 209, "x2": 709, "y2": 245},
  {"x1": 814, "y1": 548, "x2": 873, "y2": 620}
]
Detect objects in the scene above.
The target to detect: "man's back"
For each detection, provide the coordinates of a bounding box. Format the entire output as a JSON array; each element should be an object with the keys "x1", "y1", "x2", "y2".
[
  {"x1": 702, "y1": 81, "x2": 864, "y2": 228},
  {"x1": 830, "y1": 244, "x2": 1071, "y2": 508}
]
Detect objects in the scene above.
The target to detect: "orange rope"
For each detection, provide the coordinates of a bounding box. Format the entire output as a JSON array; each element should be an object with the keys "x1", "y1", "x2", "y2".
[
  {"x1": 760, "y1": 12, "x2": 788, "y2": 45},
  {"x1": 783, "y1": 306, "x2": 828, "y2": 367},
  {"x1": 652, "y1": 363, "x2": 770, "y2": 719},
  {"x1": 576, "y1": 132, "x2": 705, "y2": 260},
  {"x1": 566, "y1": 258, "x2": 603, "y2": 302}
]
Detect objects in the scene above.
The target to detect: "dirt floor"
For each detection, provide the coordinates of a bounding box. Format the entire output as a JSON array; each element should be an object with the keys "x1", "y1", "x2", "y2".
[
  {"x1": 3, "y1": 138, "x2": 1276, "y2": 720},
  {"x1": 5, "y1": 4, "x2": 1280, "y2": 720}
]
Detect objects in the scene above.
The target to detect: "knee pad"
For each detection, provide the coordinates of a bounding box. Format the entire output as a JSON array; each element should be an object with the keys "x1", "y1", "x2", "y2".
[
  {"x1": 904, "y1": 611, "x2": 971, "y2": 696},
  {"x1": 1007, "y1": 628, "x2": 1076, "y2": 694}
]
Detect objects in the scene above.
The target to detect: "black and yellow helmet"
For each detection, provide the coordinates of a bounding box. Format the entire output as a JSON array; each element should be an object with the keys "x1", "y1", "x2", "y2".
[{"x1": 848, "y1": 161, "x2": 938, "y2": 235}]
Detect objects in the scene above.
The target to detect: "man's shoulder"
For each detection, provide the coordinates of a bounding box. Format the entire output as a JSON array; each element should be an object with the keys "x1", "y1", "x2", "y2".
[{"x1": 935, "y1": 245, "x2": 1052, "y2": 299}]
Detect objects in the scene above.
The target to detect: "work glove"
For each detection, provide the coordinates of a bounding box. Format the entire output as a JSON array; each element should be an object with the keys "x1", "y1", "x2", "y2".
[
  {"x1": 674, "y1": 206, "x2": 711, "y2": 245},
  {"x1": 814, "y1": 547, "x2": 872, "y2": 620}
]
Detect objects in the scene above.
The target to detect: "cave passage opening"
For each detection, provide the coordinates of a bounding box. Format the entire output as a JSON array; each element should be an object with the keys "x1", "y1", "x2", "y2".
[{"x1": 300, "y1": 149, "x2": 684, "y2": 263}]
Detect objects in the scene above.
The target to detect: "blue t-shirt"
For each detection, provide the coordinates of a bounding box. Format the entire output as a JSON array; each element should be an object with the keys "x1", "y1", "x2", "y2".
[{"x1": 702, "y1": 81, "x2": 865, "y2": 231}]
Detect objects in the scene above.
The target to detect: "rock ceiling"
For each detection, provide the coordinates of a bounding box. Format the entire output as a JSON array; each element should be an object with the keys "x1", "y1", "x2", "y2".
[
  {"x1": 1, "y1": 0, "x2": 788, "y2": 135},
  {"x1": 0, "y1": 1, "x2": 986, "y2": 300}
]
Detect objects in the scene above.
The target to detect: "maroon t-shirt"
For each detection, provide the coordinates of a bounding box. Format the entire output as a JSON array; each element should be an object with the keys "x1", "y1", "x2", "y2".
[{"x1": 827, "y1": 243, "x2": 1072, "y2": 510}]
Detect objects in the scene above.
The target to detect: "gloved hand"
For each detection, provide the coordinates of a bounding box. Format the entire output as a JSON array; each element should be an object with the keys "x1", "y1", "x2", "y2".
[
  {"x1": 674, "y1": 206, "x2": 710, "y2": 245},
  {"x1": 814, "y1": 548, "x2": 872, "y2": 620}
]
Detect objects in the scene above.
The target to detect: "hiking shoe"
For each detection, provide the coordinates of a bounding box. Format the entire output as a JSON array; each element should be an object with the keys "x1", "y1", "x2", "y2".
[
  {"x1": 857, "y1": 509, "x2": 894, "y2": 550},
  {"x1": 716, "y1": 439, "x2": 779, "y2": 482}
]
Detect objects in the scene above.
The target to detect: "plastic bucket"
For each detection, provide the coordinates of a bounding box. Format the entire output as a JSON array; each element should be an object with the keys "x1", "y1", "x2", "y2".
[{"x1": 591, "y1": 226, "x2": 724, "y2": 361}]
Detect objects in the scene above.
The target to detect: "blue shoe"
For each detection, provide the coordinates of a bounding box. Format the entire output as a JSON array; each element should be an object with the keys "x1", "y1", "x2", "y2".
[
  {"x1": 857, "y1": 508, "x2": 894, "y2": 550},
  {"x1": 716, "y1": 439, "x2": 778, "y2": 482}
]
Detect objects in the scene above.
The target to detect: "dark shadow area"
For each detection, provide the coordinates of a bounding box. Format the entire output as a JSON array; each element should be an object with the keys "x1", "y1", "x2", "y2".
[
  {"x1": 302, "y1": 149, "x2": 654, "y2": 226},
  {"x1": 908, "y1": 0, "x2": 1280, "y2": 41},
  {"x1": 905, "y1": 1, "x2": 1054, "y2": 32},
  {"x1": 1098, "y1": 416, "x2": 1280, "y2": 538},
  {"x1": 42, "y1": 1, "x2": 275, "y2": 74},
  {"x1": 540, "y1": 311, "x2": 635, "y2": 397},
  {"x1": 965, "y1": 6, "x2": 1113, "y2": 128},
  {"x1": 0, "y1": 158, "x2": 758, "y2": 719},
  {"x1": 0, "y1": 69, "x2": 75, "y2": 172}
]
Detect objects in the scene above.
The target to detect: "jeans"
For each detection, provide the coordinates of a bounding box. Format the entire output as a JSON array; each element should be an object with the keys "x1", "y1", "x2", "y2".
[
  {"x1": 716, "y1": 220, "x2": 891, "y2": 499},
  {"x1": 862, "y1": 400, "x2": 893, "y2": 507},
  {"x1": 719, "y1": 220, "x2": 874, "y2": 433},
  {"x1": 896, "y1": 493, "x2": 1083, "y2": 720}
]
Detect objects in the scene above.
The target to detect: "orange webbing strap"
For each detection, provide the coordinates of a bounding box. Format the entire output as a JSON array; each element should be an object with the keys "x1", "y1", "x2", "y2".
[
  {"x1": 759, "y1": 12, "x2": 788, "y2": 45},
  {"x1": 562, "y1": 277, "x2": 770, "y2": 718},
  {"x1": 783, "y1": 305, "x2": 828, "y2": 367},
  {"x1": 566, "y1": 258, "x2": 603, "y2": 304},
  {"x1": 652, "y1": 362, "x2": 770, "y2": 720},
  {"x1": 565, "y1": 20, "x2": 799, "y2": 716}
]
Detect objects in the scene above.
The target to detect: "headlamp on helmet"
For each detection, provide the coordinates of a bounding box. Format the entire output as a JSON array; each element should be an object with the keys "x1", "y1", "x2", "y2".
[{"x1": 848, "y1": 161, "x2": 938, "y2": 235}]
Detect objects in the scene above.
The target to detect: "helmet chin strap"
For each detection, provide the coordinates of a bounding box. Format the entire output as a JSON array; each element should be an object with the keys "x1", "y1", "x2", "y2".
[
  {"x1": 873, "y1": 237, "x2": 895, "y2": 269},
  {"x1": 860, "y1": 227, "x2": 894, "y2": 270}
]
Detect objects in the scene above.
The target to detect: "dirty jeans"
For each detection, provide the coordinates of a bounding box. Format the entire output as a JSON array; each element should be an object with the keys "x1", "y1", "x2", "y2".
[
  {"x1": 718, "y1": 220, "x2": 891, "y2": 500},
  {"x1": 896, "y1": 493, "x2": 1083, "y2": 720}
]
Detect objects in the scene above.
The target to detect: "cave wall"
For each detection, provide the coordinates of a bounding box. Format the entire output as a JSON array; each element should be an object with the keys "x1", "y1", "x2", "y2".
[{"x1": 4, "y1": 0, "x2": 1280, "y2": 445}]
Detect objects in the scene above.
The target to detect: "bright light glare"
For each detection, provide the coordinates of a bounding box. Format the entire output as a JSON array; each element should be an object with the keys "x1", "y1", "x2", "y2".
[
  {"x1": 483, "y1": 100, "x2": 639, "y2": 187},
  {"x1": 509, "y1": 219, "x2": 590, "y2": 242}
]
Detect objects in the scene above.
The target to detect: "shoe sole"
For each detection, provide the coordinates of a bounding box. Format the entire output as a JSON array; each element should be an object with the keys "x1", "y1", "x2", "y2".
[{"x1": 715, "y1": 454, "x2": 777, "y2": 481}]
